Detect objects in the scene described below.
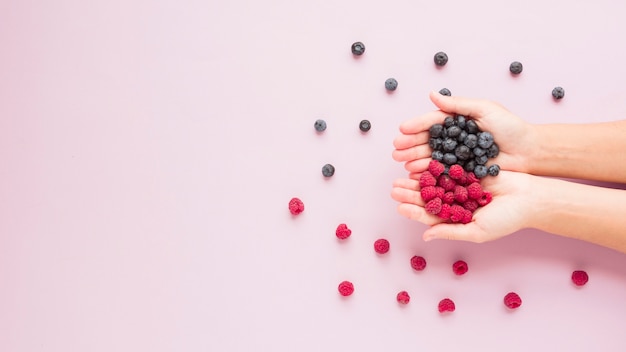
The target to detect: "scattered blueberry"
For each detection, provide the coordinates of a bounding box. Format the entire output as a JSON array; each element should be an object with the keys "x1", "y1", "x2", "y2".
[
  {"x1": 314, "y1": 119, "x2": 327, "y2": 132},
  {"x1": 351, "y1": 42, "x2": 365, "y2": 56},
  {"x1": 429, "y1": 124, "x2": 444, "y2": 138},
  {"x1": 434, "y1": 51, "x2": 448, "y2": 66},
  {"x1": 322, "y1": 164, "x2": 335, "y2": 177},
  {"x1": 552, "y1": 86, "x2": 565, "y2": 100},
  {"x1": 477, "y1": 131, "x2": 495, "y2": 149},
  {"x1": 359, "y1": 119, "x2": 371, "y2": 132},
  {"x1": 474, "y1": 165, "x2": 488, "y2": 178},
  {"x1": 385, "y1": 78, "x2": 398, "y2": 91},
  {"x1": 509, "y1": 61, "x2": 523, "y2": 74},
  {"x1": 439, "y1": 88, "x2": 451, "y2": 96},
  {"x1": 487, "y1": 164, "x2": 500, "y2": 176}
]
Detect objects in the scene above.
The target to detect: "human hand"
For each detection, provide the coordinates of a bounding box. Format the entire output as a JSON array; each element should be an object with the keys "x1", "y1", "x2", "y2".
[
  {"x1": 390, "y1": 170, "x2": 536, "y2": 243},
  {"x1": 392, "y1": 91, "x2": 537, "y2": 174}
]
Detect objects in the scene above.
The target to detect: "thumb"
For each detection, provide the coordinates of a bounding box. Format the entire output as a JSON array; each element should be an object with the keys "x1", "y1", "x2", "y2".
[
  {"x1": 423, "y1": 221, "x2": 484, "y2": 243},
  {"x1": 429, "y1": 91, "x2": 488, "y2": 119}
]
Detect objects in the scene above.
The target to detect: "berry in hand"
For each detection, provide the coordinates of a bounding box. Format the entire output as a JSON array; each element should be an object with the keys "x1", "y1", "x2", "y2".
[
  {"x1": 439, "y1": 88, "x2": 451, "y2": 96},
  {"x1": 473, "y1": 164, "x2": 488, "y2": 178},
  {"x1": 425, "y1": 197, "x2": 443, "y2": 215},
  {"x1": 442, "y1": 153, "x2": 458, "y2": 165},
  {"x1": 351, "y1": 42, "x2": 365, "y2": 56},
  {"x1": 429, "y1": 124, "x2": 444, "y2": 138},
  {"x1": 477, "y1": 131, "x2": 495, "y2": 149},
  {"x1": 487, "y1": 164, "x2": 500, "y2": 176},
  {"x1": 385, "y1": 78, "x2": 398, "y2": 91},
  {"x1": 428, "y1": 160, "x2": 446, "y2": 178}
]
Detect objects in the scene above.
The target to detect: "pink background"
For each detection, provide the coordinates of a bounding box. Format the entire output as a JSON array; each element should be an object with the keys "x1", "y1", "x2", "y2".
[{"x1": 2, "y1": 0, "x2": 626, "y2": 351}]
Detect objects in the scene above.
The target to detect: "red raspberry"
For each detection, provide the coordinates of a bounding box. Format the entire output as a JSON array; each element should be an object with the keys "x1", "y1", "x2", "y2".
[
  {"x1": 461, "y1": 209, "x2": 472, "y2": 224},
  {"x1": 420, "y1": 186, "x2": 438, "y2": 202},
  {"x1": 438, "y1": 174, "x2": 457, "y2": 192},
  {"x1": 453, "y1": 185, "x2": 469, "y2": 203},
  {"x1": 410, "y1": 255, "x2": 427, "y2": 271},
  {"x1": 448, "y1": 164, "x2": 465, "y2": 180},
  {"x1": 419, "y1": 171, "x2": 437, "y2": 188},
  {"x1": 435, "y1": 186, "x2": 445, "y2": 199},
  {"x1": 442, "y1": 191, "x2": 455, "y2": 205},
  {"x1": 335, "y1": 223, "x2": 352, "y2": 240},
  {"x1": 477, "y1": 191, "x2": 493, "y2": 206},
  {"x1": 425, "y1": 197, "x2": 443, "y2": 215},
  {"x1": 452, "y1": 260, "x2": 468, "y2": 275},
  {"x1": 572, "y1": 270, "x2": 589, "y2": 286},
  {"x1": 456, "y1": 172, "x2": 468, "y2": 186},
  {"x1": 504, "y1": 292, "x2": 522, "y2": 309},
  {"x1": 338, "y1": 281, "x2": 354, "y2": 296},
  {"x1": 450, "y1": 204, "x2": 466, "y2": 223},
  {"x1": 463, "y1": 199, "x2": 479, "y2": 213},
  {"x1": 288, "y1": 197, "x2": 305, "y2": 215},
  {"x1": 374, "y1": 238, "x2": 390, "y2": 254},
  {"x1": 397, "y1": 291, "x2": 411, "y2": 304},
  {"x1": 467, "y1": 182, "x2": 483, "y2": 200},
  {"x1": 438, "y1": 298, "x2": 455, "y2": 313},
  {"x1": 428, "y1": 159, "x2": 445, "y2": 178},
  {"x1": 467, "y1": 172, "x2": 480, "y2": 184},
  {"x1": 438, "y1": 203, "x2": 451, "y2": 220}
]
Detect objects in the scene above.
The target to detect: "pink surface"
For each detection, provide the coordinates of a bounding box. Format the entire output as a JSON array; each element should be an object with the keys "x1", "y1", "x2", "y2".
[{"x1": 2, "y1": 1, "x2": 626, "y2": 351}]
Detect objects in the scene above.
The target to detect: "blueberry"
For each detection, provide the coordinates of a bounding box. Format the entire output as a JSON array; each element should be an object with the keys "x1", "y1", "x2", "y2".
[
  {"x1": 509, "y1": 61, "x2": 523, "y2": 74},
  {"x1": 434, "y1": 51, "x2": 448, "y2": 66},
  {"x1": 473, "y1": 147, "x2": 486, "y2": 157},
  {"x1": 359, "y1": 119, "x2": 371, "y2": 132},
  {"x1": 466, "y1": 120, "x2": 479, "y2": 134},
  {"x1": 474, "y1": 165, "x2": 488, "y2": 178},
  {"x1": 439, "y1": 88, "x2": 451, "y2": 96},
  {"x1": 322, "y1": 164, "x2": 335, "y2": 177},
  {"x1": 443, "y1": 153, "x2": 457, "y2": 165},
  {"x1": 456, "y1": 115, "x2": 467, "y2": 129},
  {"x1": 314, "y1": 119, "x2": 327, "y2": 132},
  {"x1": 351, "y1": 42, "x2": 365, "y2": 56},
  {"x1": 431, "y1": 150, "x2": 444, "y2": 161},
  {"x1": 385, "y1": 78, "x2": 398, "y2": 91},
  {"x1": 429, "y1": 124, "x2": 444, "y2": 138},
  {"x1": 429, "y1": 138, "x2": 443, "y2": 150},
  {"x1": 447, "y1": 125, "x2": 462, "y2": 138},
  {"x1": 464, "y1": 134, "x2": 478, "y2": 148},
  {"x1": 457, "y1": 130, "x2": 468, "y2": 143},
  {"x1": 442, "y1": 138, "x2": 457, "y2": 152},
  {"x1": 443, "y1": 165, "x2": 450, "y2": 175},
  {"x1": 464, "y1": 159, "x2": 476, "y2": 172},
  {"x1": 552, "y1": 86, "x2": 565, "y2": 100},
  {"x1": 477, "y1": 131, "x2": 494, "y2": 149},
  {"x1": 487, "y1": 144, "x2": 500, "y2": 158},
  {"x1": 475, "y1": 155, "x2": 488, "y2": 165},
  {"x1": 454, "y1": 145, "x2": 471, "y2": 160},
  {"x1": 487, "y1": 164, "x2": 500, "y2": 176},
  {"x1": 444, "y1": 116, "x2": 455, "y2": 128}
]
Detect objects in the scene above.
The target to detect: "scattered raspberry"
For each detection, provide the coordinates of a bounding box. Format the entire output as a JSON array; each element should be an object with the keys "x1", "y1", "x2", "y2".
[
  {"x1": 504, "y1": 292, "x2": 522, "y2": 309},
  {"x1": 419, "y1": 171, "x2": 437, "y2": 188},
  {"x1": 452, "y1": 260, "x2": 468, "y2": 275},
  {"x1": 410, "y1": 255, "x2": 427, "y2": 271},
  {"x1": 438, "y1": 174, "x2": 457, "y2": 192},
  {"x1": 467, "y1": 172, "x2": 480, "y2": 184},
  {"x1": 374, "y1": 238, "x2": 390, "y2": 254},
  {"x1": 450, "y1": 204, "x2": 466, "y2": 223},
  {"x1": 338, "y1": 281, "x2": 354, "y2": 296},
  {"x1": 461, "y1": 209, "x2": 472, "y2": 224},
  {"x1": 428, "y1": 159, "x2": 445, "y2": 177},
  {"x1": 442, "y1": 191, "x2": 455, "y2": 205},
  {"x1": 463, "y1": 199, "x2": 479, "y2": 213},
  {"x1": 572, "y1": 270, "x2": 589, "y2": 286},
  {"x1": 425, "y1": 197, "x2": 443, "y2": 215},
  {"x1": 335, "y1": 223, "x2": 352, "y2": 240},
  {"x1": 397, "y1": 291, "x2": 411, "y2": 304},
  {"x1": 438, "y1": 203, "x2": 451, "y2": 220},
  {"x1": 420, "y1": 186, "x2": 438, "y2": 202},
  {"x1": 448, "y1": 164, "x2": 465, "y2": 180},
  {"x1": 453, "y1": 185, "x2": 469, "y2": 203},
  {"x1": 438, "y1": 298, "x2": 455, "y2": 313},
  {"x1": 477, "y1": 191, "x2": 493, "y2": 206},
  {"x1": 288, "y1": 197, "x2": 305, "y2": 215},
  {"x1": 467, "y1": 182, "x2": 483, "y2": 200}
]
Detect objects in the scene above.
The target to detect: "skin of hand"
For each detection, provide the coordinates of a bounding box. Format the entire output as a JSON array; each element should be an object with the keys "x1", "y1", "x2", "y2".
[{"x1": 392, "y1": 91, "x2": 538, "y2": 175}]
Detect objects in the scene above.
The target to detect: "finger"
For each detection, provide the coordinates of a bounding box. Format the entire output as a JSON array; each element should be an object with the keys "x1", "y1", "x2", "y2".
[
  {"x1": 392, "y1": 144, "x2": 432, "y2": 162},
  {"x1": 393, "y1": 131, "x2": 430, "y2": 150},
  {"x1": 422, "y1": 222, "x2": 486, "y2": 243},
  {"x1": 399, "y1": 110, "x2": 448, "y2": 134},
  {"x1": 409, "y1": 172, "x2": 422, "y2": 180},
  {"x1": 397, "y1": 203, "x2": 442, "y2": 225},
  {"x1": 392, "y1": 178, "x2": 419, "y2": 190},
  {"x1": 404, "y1": 158, "x2": 430, "y2": 174},
  {"x1": 429, "y1": 91, "x2": 488, "y2": 118},
  {"x1": 391, "y1": 187, "x2": 425, "y2": 206}
]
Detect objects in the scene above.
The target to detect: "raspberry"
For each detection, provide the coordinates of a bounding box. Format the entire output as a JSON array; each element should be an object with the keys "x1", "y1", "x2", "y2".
[
  {"x1": 351, "y1": 41, "x2": 365, "y2": 56},
  {"x1": 374, "y1": 238, "x2": 390, "y2": 254},
  {"x1": 504, "y1": 292, "x2": 522, "y2": 309},
  {"x1": 438, "y1": 203, "x2": 452, "y2": 220},
  {"x1": 338, "y1": 281, "x2": 354, "y2": 296},
  {"x1": 322, "y1": 164, "x2": 335, "y2": 177},
  {"x1": 335, "y1": 223, "x2": 352, "y2": 240},
  {"x1": 435, "y1": 187, "x2": 445, "y2": 199},
  {"x1": 452, "y1": 260, "x2": 468, "y2": 275},
  {"x1": 572, "y1": 270, "x2": 589, "y2": 286},
  {"x1": 450, "y1": 204, "x2": 466, "y2": 223},
  {"x1": 438, "y1": 175, "x2": 457, "y2": 192},
  {"x1": 509, "y1": 61, "x2": 523, "y2": 74},
  {"x1": 438, "y1": 298, "x2": 455, "y2": 313},
  {"x1": 410, "y1": 255, "x2": 427, "y2": 271},
  {"x1": 442, "y1": 191, "x2": 455, "y2": 205},
  {"x1": 455, "y1": 171, "x2": 468, "y2": 186},
  {"x1": 428, "y1": 160, "x2": 445, "y2": 177},
  {"x1": 453, "y1": 185, "x2": 469, "y2": 203},
  {"x1": 420, "y1": 186, "x2": 438, "y2": 202},
  {"x1": 288, "y1": 197, "x2": 304, "y2": 215},
  {"x1": 434, "y1": 51, "x2": 448, "y2": 66},
  {"x1": 448, "y1": 164, "x2": 465, "y2": 180},
  {"x1": 461, "y1": 209, "x2": 472, "y2": 224},
  {"x1": 477, "y1": 191, "x2": 493, "y2": 206},
  {"x1": 467, "y1": 172, "x2": 480, "y2": 184},
  {"x1": 439, "y1": 87, "x2": 451, "y2": 96},
  {"x1": 467, "y1": 182, "x2": 483, "y2": 200},
  {"x1": 385, "y1": 78, "x2": 398, "y2": 91},
  {"x1": 419, "y1": 171, "x2": 437, "y2": 188},
  {"x1": 463, "y1": 199, "x2": 479, "y2": 213},
  {"x1": 397, "y1": 291, "x2": 411, "y2": 304},
  {"x1": 426, "y1": 197, "x2": 443, "y2": 215},
  {"x1": 359, "y1": 119, "x2": 371, "y2": 132},
  {"x1": 552, "y1": 86, "x2": 565, "y2": 100},
  {"x1": 314, "y1": 119, "x2": 327, "y2": 132}
]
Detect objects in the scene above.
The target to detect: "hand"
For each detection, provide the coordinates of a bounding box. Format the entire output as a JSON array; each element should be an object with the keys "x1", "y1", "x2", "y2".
[
  {"x1": 392, "y1": 91, "x2": 537, "y2": 174},
  {"x1": 390, "y1": 171, "x2": 536, "y2": 243}
]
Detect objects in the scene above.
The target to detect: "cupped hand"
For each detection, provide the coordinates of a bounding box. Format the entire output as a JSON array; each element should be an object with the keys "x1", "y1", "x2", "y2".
[{"x1": 392, "y1": 91, "x2": 537, "y2": 174}]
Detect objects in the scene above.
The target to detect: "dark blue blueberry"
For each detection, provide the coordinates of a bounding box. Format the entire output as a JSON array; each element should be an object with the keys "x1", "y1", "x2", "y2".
[
  {"x1": 443, "y1": 153, "x2": 457, "y2": 165},
  {"x1": 457, "y1": 130, "x2": 468, "y2": 143},
  {"x1": 444, "y1": 116, "x2": 455, "y2": 128},
  {"x1": 475, "y1": 155, "x2": 488, "y2": 165},
  {"x1": 456, "y1": 115, "x2": 467, "y2": 129},
  {"x1": 439, "y1": 88, "x2": 451, "y2": 96},
  {"x1": 509, "y1": 61, "x2": 523, "y2": 74},
  {"x1": 552, "y1": 86, "x2": 565, "y2": 99},
  {"x1": 429, "y1": 124, "x2": 444, "y2": 138},
  {"x1": 464, "y1": 134, "x2": 478, "y2": 148},
  {"x1": 359, "y1": 119, "x2": 371, "y2": 132},
  {"x1": 473, "y1": 147, "x2": 486, "y2": 157},
  {"x1": 464, "y1": 159, "x2": 476, "y2": 172},
  {"x1": 351, "y1": 42, "x2": 365, "y2": 56},
  {"x1": 454, "y1": 145, "x2": 471, "y2": 160},
  {"x1": 429, "y1": 138, "x2": 443, "y2": 150},
  {"x1": 487, "y1": 164, "x2": 500, "y2": 176},
  {"x1": 431, "y1": 150, "x2": 444, "y2": 161},
  {"x1": 434, "y1": 51, "x2": 448, "y2": 66},
  {"x1": 466, "y1": 120, "x2": 479, "y2": 134},
  {"x1": 474, "y1": 165, "x2": 488, "y2": 178},
  {"x1": 477, "y1": 131, "x2": 494, "y2": 149},
  {"x1": 322, "y1": 164, "x2": 335, "y2": 177},
  {"x1": 442, "y1": 138, "x2": 457, "y2": 152},
  {"x1": 487, "y1": 144, "x2": 500, "y2": 158},
  {"x1": 385, "y1": 78, "x2": 398, "y2": 91},
  {"x1": 314, "y1": 119, "x2": 327, "y2": 132},
  {"x1": 443, "y1": 165, "x2": 450, "y2": 175},
  {"x1": 447, "y1": 126, "x2": 462, "y2": 138}
]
